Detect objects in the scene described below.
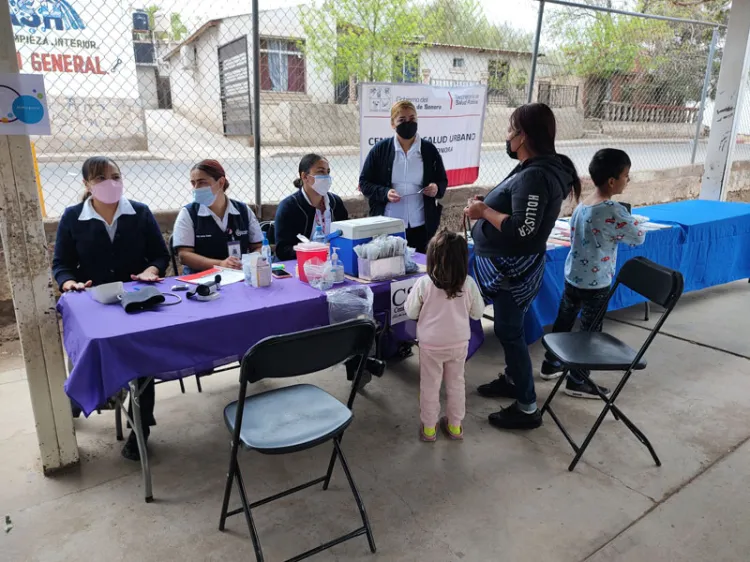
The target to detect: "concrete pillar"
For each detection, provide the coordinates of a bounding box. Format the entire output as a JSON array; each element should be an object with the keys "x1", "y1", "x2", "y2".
[
  {"x1": 0, "y1": 0, "x2": 78, "y2": 472},
  {"x1": 700, "y1": 2, "x2": 750, "y2": 200},
  {"x1": 348, "y1": 74, "x2": 358, "y2": 104}
]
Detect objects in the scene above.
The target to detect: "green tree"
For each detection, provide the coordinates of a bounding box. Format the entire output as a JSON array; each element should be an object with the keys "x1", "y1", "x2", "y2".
[
  {"x1": 301, "y1": 0, "x2": 440, "y2": 83},
  {"x1": 144, "y1": 5, "x2": 189, "y2": 42},
  {"x1": 549, "y1": 0, "x2": 728, "y2": 107},
  {"x1": 423, "y1": 0, "x2": 533, "y2": 52},
  {"x1": 144, "y1": 5, "x2": 160, "y2": 33},
  {"x1": 550, "y1": 10, "x2": 671, "y2": 78},
  {"x1": 170, "y1": 13, "x2": 188, "y2": 42}
]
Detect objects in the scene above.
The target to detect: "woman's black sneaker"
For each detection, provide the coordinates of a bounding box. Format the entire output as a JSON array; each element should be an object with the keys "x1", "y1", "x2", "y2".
[
  {"x1": 477, "y1": 376, "x2": 516, "y2": 399},
  {"x1": 488, "y1": 402, "x2": 542, "y2": 430},
  {"x1": 564, "y1": 379, "x2": 611, "y2": 400},
  {"x1": 540, "y1": 359, "x2": 564, "y2": 381}
]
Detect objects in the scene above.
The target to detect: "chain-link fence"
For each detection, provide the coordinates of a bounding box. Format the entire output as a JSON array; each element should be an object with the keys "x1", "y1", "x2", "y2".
[
  {"x1": 539, "y1": 0, "x2": 728, "y2": 176},
  {"x1": 14, "y1": 0, "x2": 733, "y2": 218}
]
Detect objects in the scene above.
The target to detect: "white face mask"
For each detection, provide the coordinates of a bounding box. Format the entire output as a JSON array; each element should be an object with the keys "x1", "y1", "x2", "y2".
[{"x1": 311, "y1": 175, "x2": 332, "y2": 196}]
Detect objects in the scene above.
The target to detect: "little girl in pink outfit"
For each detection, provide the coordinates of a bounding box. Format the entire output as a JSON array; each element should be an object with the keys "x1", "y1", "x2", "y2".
[{"x1": 405, "y1": 230, "x2": 485, "y2": 441}]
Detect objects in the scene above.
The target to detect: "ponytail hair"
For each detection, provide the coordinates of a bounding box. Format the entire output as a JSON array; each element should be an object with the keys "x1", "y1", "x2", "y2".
[
  {"x1": 192, "y1": 159, "x2": 229, "y2": 191},
  {"x1": 81, "y1": 156, "x2": 120, "y2": 202},
  {"x1": 510, "y1": 103, "x2": 581, "y2": 201},
  {"x1": 294, "y1": 153, "x2": 326, "y2": 188},
  {"x1": 557, "y1": 153, "x2": 582, "y2": 201}
]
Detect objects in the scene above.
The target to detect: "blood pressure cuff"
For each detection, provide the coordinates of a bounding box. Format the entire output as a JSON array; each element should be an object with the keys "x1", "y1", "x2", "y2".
[{"x1": 120, "y1": 286, "x2": 166, "y2": 313}]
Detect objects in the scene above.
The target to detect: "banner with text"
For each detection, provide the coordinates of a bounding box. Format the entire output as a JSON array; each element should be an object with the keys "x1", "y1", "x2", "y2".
[
  {"x1": 9, "y1": 0, "x2": 139, "y2": 99},
  {"x1": 390, "y1": 276, "x2": 420, "y2": 326},
  {"x1": 360, "y1": 83, "x2": 487, "y2": 187}
]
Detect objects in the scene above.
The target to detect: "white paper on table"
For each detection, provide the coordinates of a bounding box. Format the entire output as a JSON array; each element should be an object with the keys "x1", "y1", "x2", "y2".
[
  {"x1": 640, "y1": 222, "x2": 673, "y2": 231},
  {"x1": 210, "y1": 268, "x2": 245, "y2": 285},
  {"x1": 180, "y1": 267, "x2": 245, "y2": 286}
]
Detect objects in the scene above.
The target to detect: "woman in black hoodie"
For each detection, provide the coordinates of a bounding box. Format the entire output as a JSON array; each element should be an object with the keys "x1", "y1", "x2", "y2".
[{"x1": 465, "y1": 103, "x2": 581, "y2": 430}]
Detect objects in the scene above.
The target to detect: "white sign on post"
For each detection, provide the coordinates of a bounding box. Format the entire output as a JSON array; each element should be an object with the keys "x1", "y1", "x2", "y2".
[
  {"x1": 0, "y1": 73, "x2": 50, "y2": 135},
  {"x1": 390, "y1": 276, "x2": 420, "y2": 325},
  {"x1": 360, "y1": 83, "x2": 488, "y2": 186}
]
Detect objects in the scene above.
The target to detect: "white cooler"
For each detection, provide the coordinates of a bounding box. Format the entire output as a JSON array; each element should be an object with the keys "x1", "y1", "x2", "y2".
[{"x1": 329, "y1": 216, "x2": 406, "y2": 277}]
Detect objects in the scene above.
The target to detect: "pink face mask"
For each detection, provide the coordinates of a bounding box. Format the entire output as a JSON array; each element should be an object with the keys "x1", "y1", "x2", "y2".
[{"x1": 91, "y1": 179, "x2": 124, "y2": 204}]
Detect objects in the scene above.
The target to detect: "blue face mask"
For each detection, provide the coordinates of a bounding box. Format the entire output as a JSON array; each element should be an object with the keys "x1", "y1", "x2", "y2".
[{"x1": 193, "y1": 186, "x2": 217, "y2": 207}]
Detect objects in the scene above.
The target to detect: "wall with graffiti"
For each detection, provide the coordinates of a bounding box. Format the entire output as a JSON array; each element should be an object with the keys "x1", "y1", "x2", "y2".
[{"x1": 9, "y1": 0, "x2": 147, "y2": 152}]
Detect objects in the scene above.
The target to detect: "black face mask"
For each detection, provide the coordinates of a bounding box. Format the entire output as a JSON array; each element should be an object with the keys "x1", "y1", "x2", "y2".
[
  {"x1": 396, "y1": 121, "x2": 418, "y2": 140},
  {"x1": 506, "y1": 138, "x2": 519, "y2": 160}
]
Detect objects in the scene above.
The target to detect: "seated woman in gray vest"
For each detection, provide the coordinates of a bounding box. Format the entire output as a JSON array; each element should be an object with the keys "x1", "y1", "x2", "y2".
[{"x1": 172, "y1": 159, "x2": 263, "y2": 273}]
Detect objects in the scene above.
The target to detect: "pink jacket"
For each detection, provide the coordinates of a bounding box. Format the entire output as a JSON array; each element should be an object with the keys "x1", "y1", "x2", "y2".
[{"x1": 405, "y1": 275, "x2": 485, "y2": 350}]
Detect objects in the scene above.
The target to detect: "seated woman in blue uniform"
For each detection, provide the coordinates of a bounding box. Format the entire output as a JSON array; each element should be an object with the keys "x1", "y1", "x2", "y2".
[
  {"x1": 274, "y1": 153, "x2": 349, "y2": 261},
  {"x1": 172, "y1": 159, "x2": 263, "y2": 274},
  {"x1": 52, "y1": 156, "x2": 170, "y2": 461}
]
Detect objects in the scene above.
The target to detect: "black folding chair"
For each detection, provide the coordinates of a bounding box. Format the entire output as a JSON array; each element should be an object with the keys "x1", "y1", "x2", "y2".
[
  {"x1": 161, "y1": 235, "x2": 186, "y2": 395},
  {"x1": 540, "y1": 257, "x2": 684, "y2": 472},
  {"x1": 219, "y1": 319, "x2": 377, "y2": 562}
]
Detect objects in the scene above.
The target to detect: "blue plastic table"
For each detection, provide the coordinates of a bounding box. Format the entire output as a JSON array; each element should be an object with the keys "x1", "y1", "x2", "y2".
[
  {"x1": 638, "y1": 200, "x2": 750, "y2": 292},
  {"x1": 475, "y1": 200, "x2": 750, "y2": 344}
]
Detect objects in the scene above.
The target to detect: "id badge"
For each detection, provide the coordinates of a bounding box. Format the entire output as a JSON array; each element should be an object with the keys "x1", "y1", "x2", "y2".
[{"x1": 227, "y1": 241, "x2": 241, "y2": 259}]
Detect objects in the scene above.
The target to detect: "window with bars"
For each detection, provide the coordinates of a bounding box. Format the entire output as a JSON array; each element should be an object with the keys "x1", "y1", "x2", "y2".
[
  {"x1": 394, "y1": 53, "x2": 420, "y2": 83},
  {"x1": 488, "y1": 59, "x2": 509, "y2": 82},
  {"x1": 259, "y1": 38, "x2": 306, "y2": 93}
]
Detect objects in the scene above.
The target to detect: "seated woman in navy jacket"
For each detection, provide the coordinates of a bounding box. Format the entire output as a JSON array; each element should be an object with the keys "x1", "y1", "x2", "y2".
[
  {"x1": 52, "y1": 156, "x2": 170, "y2": 462},
  {"x1": 274, "y1": 153, "x2": 349, "y2": 261},
  {"x1": 172, "y1": 159, "x2": 263, "y2": 274}
]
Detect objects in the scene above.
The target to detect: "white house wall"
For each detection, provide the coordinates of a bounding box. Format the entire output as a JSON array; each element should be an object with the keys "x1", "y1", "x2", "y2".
[
  {"x1": 168, "y1": 26, "x2": 224, "y2": 134},
  {"x1": 137, "y1": 66, "x2": 159, "y2": 110},
  {"x1": 421, "y1": 47, "x2": 530, "y2": 84},
  {"x1": 223, "y1": 8, "x2": 334, "y2": 104},
  {"x1": 167, "y1": 5, "x2": 334, "y2": 136}
]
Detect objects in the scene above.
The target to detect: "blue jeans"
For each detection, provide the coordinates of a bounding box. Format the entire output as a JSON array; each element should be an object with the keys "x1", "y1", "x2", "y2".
[
  {"x1": 547, "y1": 282, "x2": 611, "y2": 384},
  {"x1": 493, "y1": 289, "x2": 536, "y2": 409}
]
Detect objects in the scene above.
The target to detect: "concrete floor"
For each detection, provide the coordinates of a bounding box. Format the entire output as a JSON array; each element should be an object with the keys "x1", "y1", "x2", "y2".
[{"x1": 1, "y1": 281, "x2": 749, "y2": 562}]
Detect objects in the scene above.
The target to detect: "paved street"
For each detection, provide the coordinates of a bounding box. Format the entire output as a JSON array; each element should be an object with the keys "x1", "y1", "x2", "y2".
[{"x1": 39, "y1": 141, "x2": 750, "y2": 217}]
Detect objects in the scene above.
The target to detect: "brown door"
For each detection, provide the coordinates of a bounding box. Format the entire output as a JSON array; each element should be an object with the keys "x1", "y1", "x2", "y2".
[
  {"x1": 288, "y1": 54, "x2": 305, "y2": 93},
  {"x1": 218, "y1": 37, "x2": 252, "y2": 136}
]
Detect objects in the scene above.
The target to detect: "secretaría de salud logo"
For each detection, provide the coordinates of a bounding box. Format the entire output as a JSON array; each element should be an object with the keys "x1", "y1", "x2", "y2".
[{"x1": 9, "y1": 0, "x2": 86, "y2": 33}]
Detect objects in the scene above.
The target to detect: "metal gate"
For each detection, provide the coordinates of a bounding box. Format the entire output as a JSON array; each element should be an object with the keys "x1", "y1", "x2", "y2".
[{"x1": 218, "y1": 37, "x2": 252, "y2": 136}]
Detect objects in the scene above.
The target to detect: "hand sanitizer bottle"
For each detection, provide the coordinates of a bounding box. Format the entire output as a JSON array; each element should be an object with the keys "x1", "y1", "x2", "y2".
[{"x1": 331, "y1": 247, "x2": 345, "y2": 284}]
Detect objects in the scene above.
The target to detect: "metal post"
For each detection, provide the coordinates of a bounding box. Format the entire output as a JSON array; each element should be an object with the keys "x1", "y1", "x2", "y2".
[
  {"x1": 0, "y1": 0, "x2": 78, "y2": 471},
  {"x1": 528, "y1": 0, "x2": 545, "y2": 104},
  {"x1": 691, "y1": 28, "x2": 719, "y2": 165},
  {"x1": 252, "y1": 0, "x2": 262, "y2": 213},
  {"x1": 701, "y1": 2, "x2": 750, "y2": 200}
]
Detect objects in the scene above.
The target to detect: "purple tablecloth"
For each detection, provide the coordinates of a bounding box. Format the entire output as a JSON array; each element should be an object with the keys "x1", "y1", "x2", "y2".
[
  {"x1": 60, "y1": 276, "x2": 330, "y2": 416},
  {"x1": 60, "y1": 259, "x2": 485, "y2": 416}
]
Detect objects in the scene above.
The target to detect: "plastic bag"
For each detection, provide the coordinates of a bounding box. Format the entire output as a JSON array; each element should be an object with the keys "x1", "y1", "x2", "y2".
[
  {"x1": 354, "y1": 235, "x2": 407, "y2": 261},
  {"x1": 327, "y1": 285, "x2": 374, "y2": 324},
  {"x1": 304, "y1": 258, "x2": 335, "y2": 291},
  {"x1": 404, "y1": 246, "x2": 419, "y2": 274}
]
